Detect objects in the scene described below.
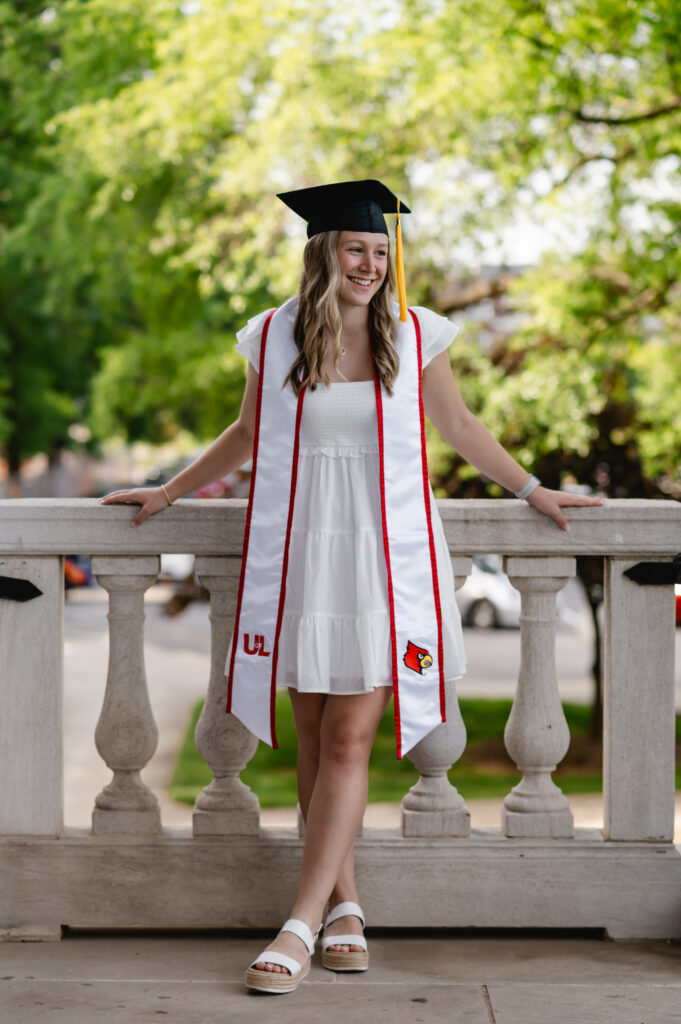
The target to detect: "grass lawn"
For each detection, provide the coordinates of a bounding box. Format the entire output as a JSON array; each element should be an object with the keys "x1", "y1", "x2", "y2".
[{"x1": 169, "y1": 695, "x2": 681, "y2": 808}]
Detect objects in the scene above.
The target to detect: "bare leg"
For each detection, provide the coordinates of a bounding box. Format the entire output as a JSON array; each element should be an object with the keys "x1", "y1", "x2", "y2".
[
  {"x1": 289, "y1": 690, "x2": 325, "y2": 819},
  {"x1": 253, "y1": 687, "x2": 391, "y2": 973},
  {"x1": 289, "y1": 691, "x2": 365, "y2": 953}
]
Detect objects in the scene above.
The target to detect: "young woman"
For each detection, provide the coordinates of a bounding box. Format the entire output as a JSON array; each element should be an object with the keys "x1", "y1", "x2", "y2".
[{"x1": 100, "y1": 180, "x2": 604, "y2": 994}]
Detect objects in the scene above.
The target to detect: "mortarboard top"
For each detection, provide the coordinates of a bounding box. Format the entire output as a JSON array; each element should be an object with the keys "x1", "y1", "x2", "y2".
[
  {"x1": 277, "y1": 179, "x2": 411, "y2": 321},
  {"x1": 277, "y1": 179, "x2": 410, "y2": 239}
]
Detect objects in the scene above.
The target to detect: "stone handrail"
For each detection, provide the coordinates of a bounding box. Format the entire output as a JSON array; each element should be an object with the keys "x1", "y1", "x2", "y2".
[
  {"x1": 0, "y1": 496, "x2": 680, "y2": 555},
  {"x1": 0, "y1": 497, "x2": 679, "y2": 941}
]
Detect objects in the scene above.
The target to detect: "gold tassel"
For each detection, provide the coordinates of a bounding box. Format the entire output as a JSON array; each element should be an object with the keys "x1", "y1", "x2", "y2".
[{"x1": 395, "y1": 197, "x2": 408, "y2": 322}]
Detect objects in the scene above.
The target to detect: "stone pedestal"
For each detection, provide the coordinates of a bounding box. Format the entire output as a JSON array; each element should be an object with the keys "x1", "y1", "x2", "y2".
[
  {"x1": 603, "y1": 558, "x2": 676, "y2": 841},
  {"x1": 0, "y1": 556, "x2": 63, "y2": 837}
]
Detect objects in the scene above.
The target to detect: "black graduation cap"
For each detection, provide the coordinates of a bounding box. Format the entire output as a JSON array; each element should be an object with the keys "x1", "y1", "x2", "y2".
[
  {"x1": 277, "y1": 179, "x2": 411, "y2": 320},
  {"x1": 277, "y1": 179, "x2": 410, "y2": 238}
]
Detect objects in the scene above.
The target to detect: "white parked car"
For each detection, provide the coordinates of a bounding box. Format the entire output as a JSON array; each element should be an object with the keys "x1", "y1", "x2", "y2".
[
  {"x1": 455, "y1": 554, "x2": 521, "y2": 629},
  {"x1": 159, "y1": 553, "x2": 196, "y2": 581}
]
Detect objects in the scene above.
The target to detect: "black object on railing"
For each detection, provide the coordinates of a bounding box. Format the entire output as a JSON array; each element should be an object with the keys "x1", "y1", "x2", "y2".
[
  {"x1": 623, "y1": 556, "x2": 681, "y2": 585},
  {"x1": 0, "y1": 576, "x2": 43, "y2": 602}
]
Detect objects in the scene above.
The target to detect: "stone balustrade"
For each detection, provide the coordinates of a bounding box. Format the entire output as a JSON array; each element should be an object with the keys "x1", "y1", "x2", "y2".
[{"x1": 0, "y1": 498, "x2": 679, "y2": 941}]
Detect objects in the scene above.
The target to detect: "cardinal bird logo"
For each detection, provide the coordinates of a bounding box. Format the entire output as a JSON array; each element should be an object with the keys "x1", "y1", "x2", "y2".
[{"x1": 403, "y1": 641, "x2": 433, "y2": 675}]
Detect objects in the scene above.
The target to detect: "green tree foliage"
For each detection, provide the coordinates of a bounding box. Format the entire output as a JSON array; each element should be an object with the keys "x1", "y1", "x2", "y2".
[
  {"x1": 412, "y1": 0, "x2": 681, "y2": 499},
  {"x1": 2, "y1": 0, "x2": 680, "y2": 500},
  {"x1": 0, "y1": 0, "x2": 171, "y2": 477}
]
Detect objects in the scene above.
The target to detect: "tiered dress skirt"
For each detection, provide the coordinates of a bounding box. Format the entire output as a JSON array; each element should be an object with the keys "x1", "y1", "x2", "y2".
[{"x1": 270, "y1": 379, "x2": 467, "y2": 693}]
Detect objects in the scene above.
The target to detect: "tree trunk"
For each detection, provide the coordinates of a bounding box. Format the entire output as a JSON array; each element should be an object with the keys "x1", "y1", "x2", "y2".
[
  {"x1": 576, "y1": 557, "x2": 604, "y2": 741},
  {"x1": 5, "y1": 435, "x2": 23, "y2": 498}
]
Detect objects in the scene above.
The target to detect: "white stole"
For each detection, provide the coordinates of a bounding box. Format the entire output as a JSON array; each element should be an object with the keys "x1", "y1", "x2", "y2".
[{"x1": 226, "y1": 297, "x2": 445, "y2": 757}]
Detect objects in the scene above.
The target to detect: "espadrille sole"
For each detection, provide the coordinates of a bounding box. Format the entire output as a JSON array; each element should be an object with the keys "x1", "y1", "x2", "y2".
[
  {"x1": 321, "y1": 949, "x2": 369, "y2": 972},
  {"x1": 244, "y1": 960, "x2": 310, "y2": 993}
]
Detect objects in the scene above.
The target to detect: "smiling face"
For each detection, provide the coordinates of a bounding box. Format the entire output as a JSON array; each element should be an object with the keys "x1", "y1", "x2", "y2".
[{"x1": 336, "y1": 230, "x2": 389, "y2": 309}]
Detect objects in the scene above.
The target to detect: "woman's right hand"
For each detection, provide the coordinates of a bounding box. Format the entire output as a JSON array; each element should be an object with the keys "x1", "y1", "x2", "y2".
[{"x1": 98, "y1": 486, "x2": 171, "y2": 527}]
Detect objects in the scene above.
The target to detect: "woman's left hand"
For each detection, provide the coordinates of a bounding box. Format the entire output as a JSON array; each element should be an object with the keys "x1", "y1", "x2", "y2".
[{"x1": 525, "y1": 487, "x2": 606, "y2": 531}]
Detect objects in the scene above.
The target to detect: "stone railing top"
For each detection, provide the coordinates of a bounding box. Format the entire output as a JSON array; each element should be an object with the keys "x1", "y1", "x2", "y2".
[{"x1": 0, "y1": 497, "x2": 679, "y2": 557}]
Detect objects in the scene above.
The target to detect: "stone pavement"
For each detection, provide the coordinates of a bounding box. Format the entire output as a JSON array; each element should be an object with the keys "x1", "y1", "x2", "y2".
[{"x1": 3, "y1": 929, "x2": 680, "y2": 1023}]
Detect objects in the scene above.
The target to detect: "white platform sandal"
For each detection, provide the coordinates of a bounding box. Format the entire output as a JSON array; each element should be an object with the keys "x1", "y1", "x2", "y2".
[
  {"x1": 244, "y1": 918, "x2": 319, "y2": 994},
  {"x1": 321, "y1": 901, "x2": 369, "y2": 972}
]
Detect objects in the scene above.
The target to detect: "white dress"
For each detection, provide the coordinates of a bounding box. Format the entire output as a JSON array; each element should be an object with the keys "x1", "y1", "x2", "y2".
[{"x1": 235, "y1": 305, "x2": 467, "y2": 694}]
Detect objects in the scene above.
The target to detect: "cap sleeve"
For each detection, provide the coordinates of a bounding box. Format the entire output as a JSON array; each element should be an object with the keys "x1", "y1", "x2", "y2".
[
  {"x1": 410, "y1": 306, "x2": 460, "y2": 368},
  {"x1": 234, "y1": 308, "x2": 276, "y2": 370}
]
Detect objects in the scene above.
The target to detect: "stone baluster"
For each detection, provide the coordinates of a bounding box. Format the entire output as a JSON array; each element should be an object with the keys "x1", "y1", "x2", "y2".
[
  {"x1": 193, "y1": 557, "x2": 259, "y2": 835},
  {"x1": 91, "y1": 556, "x2": 161, "y2": 835},
  {"x1": 401, "y1": 557, "x2": 472, "y2": 837},
  {"x1": 501, "y1": 556, "x2": 575, "y2": 838}
]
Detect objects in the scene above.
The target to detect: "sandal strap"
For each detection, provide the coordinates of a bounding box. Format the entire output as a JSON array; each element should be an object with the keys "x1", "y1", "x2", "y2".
[
  {"x1": 249, "y1": 949, "x2": 302, "y2": 976},
  {"x1": 280, "y1": 917, "x2": 317, "y2": 956},
  {"x1": 324, "y1": 901, "x2": 365, "y2": 929},
  {"x1": 321, "y1": 933, "x2": 368, "y2": 953}
]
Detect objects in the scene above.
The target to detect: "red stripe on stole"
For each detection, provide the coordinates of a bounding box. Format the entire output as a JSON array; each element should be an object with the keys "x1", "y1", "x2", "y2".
[
  {"x1": 269, "y1": 382, "x2": 306, "y2": 749},
  {"x1": 226, "y1": 310, "x2": 276, "y2": 717},
  {"x1": 410, "y1": 308, "x2": 446, "y2": 723},
  {"x1": 373, "y1": 368, "x2": 403, "y2": 760}
]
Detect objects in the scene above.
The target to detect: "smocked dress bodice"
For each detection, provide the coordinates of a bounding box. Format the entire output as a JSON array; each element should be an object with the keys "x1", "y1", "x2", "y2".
[{"x1": 299, "y1": 380, "x2": 378, "y2": 454}]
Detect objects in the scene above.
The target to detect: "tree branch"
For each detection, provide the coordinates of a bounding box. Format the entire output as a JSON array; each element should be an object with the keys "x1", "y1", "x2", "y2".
[
  {"x1": 582, "y1": 276, "x2": 674, "y2": 347},
  {"x1": 548, "y1": 145, "x2": 636, "y2": 190},
  {"x1": 430, "y1": 272, "x2": 515, "y2": 314},
  {"x1": 573, "y1": 98, "x2": 681, "y2": 125}
]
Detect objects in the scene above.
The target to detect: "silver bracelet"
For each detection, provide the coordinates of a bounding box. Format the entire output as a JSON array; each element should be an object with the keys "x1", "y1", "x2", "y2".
[{"x1": 514, "y1": 474, "x2": 541, "y2": 501}]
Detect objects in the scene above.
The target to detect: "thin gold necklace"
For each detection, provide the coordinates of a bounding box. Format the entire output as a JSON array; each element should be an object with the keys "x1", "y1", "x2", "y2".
[
  {"x1": 333, "y1": 339, "x2": 349, "y2": 381},
  {"x1": 337, "y1": 357, "x2": 350, "y2": 383}
]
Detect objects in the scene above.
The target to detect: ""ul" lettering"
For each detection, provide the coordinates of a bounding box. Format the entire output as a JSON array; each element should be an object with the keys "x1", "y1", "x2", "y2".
[{"x1": 244, "y1": 633, "x2": 271, "y2": 657}]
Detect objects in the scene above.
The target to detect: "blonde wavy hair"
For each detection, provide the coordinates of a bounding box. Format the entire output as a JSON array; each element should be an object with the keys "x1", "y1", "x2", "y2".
[{"x1": 285, "y1": 230, "x2": 399, "y2": 396}]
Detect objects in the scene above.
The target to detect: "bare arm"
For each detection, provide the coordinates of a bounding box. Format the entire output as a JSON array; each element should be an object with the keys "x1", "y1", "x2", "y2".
[
  {"x1": 99, "y1": 363, "x2": 259, "y2": 526},
  {"x1": 421, "y1": 351, "x2": 605, "y2": 530}
]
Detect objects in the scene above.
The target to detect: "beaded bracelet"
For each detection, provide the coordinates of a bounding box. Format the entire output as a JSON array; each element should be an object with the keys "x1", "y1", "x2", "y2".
[{"x1": 514, "y1": 474, "x2": 541, "y2": 501}]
